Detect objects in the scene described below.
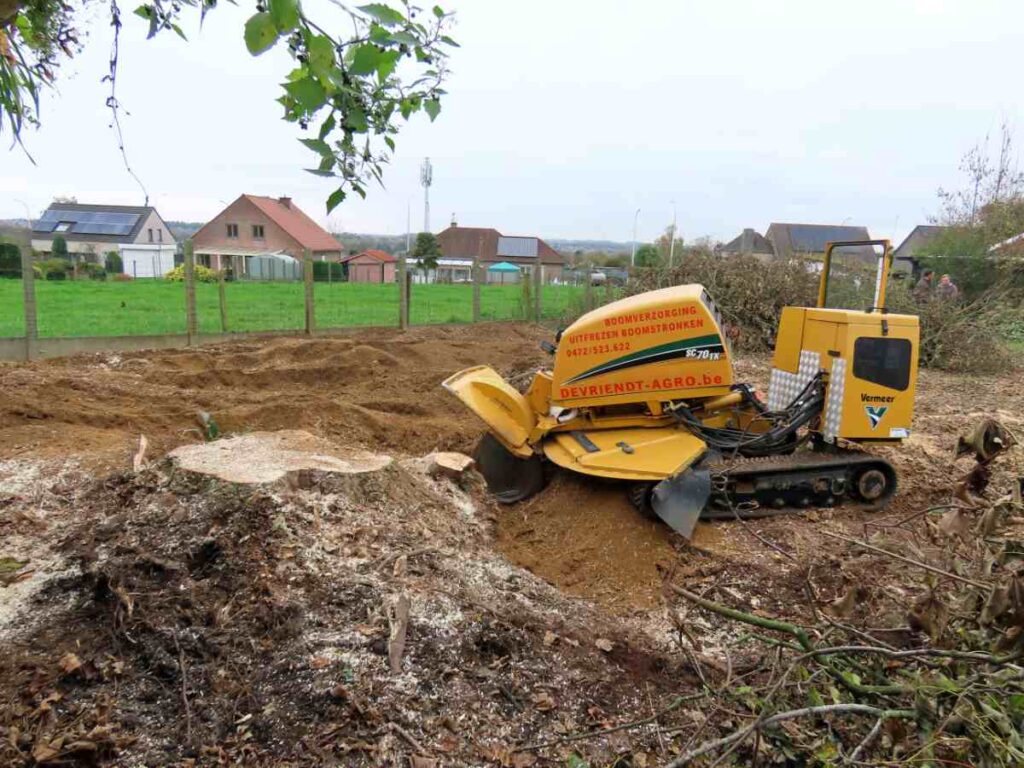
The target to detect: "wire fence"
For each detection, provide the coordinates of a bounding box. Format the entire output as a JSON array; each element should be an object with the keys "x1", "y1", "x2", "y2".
[{"x1": 0, "y1": 242, "x2": 625, "y2": 360}]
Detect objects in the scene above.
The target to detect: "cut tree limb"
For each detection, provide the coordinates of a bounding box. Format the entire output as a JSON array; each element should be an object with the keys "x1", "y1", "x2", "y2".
[
  {"x1": 133, "y1": 435, "x2": 148, "y2": 472},
  {"x1": 665, "y1": 703, "x2": 916, "y2": 767},
  {"x1": 387, "y1": 593, "x2": 411, "y2": 674}
]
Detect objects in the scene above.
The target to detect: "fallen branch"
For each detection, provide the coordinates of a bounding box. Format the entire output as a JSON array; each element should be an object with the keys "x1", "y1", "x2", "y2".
[
  {"x1": 385, "y1": 721, "x2": 429, "y2": 755},
  {"x1": 172, "y1": 632, "x2": 192, "y2": 743},
  {"x1": 665, "y1": 703, "x2": 916, "y2": 766},
  {"x1": 846, "y1": 716, "x2": 884, "y2": 765},
  {"x1": 819, "y1": 530, "x2": 988, "y2": 589},
  {"x1": 671, "y1": 586, "x2": 904, "y2": 696},
  {"x1": 387, "y1": 593, "x2": 411, "y2": 675},
  {"x1": 516, "y1": 691, "x2": 708, "y2": 751}
]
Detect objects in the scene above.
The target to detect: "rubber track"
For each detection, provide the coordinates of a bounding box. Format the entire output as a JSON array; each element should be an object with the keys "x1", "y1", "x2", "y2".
[{"x1": 699, "y1": 450, "x2": 898, "y2": 520}]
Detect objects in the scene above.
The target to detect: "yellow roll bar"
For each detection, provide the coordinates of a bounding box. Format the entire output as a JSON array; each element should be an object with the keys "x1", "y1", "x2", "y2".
[{"x1": 817, "y1": 239, "x2": 893, "y2": 312}]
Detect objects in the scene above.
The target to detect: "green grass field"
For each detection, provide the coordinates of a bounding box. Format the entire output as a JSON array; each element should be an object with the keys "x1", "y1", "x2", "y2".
[{"x1": 0, "y1": 278, "x2": 589, "y2": 338}]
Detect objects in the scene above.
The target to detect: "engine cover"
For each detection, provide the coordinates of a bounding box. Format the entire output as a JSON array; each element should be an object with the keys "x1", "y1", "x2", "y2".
[{"x1": 551, "y1": 284, "x2": 734, "y2": 408}]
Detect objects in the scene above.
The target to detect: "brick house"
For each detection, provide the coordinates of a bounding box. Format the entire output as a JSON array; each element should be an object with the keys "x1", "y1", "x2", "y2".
[
  {"x1": 192, "y1": 194, "x2": 343, "y2": 276},
  {"x1": 435, "y1": 223, "x2": 564, "y2": 283},
  {"x1": 342, "y1": 250, "x2": 397, "y2": 283},
  {"x1": 30, "y1": 202, "x2": 177, "y2": 278}
]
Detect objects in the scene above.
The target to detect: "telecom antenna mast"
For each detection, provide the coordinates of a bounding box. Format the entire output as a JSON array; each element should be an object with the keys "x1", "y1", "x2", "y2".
[{"x1": 420, "y1": 157, "x2": 433, "y2": 232}]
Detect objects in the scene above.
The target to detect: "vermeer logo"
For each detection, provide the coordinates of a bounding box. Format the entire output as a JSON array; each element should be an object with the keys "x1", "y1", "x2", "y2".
[
  {"x1": 864, "y1": 405, "x2": 888, "y2": 429},
  {"x1": 861, "y1": 394, "x2": 895, "y2": 403}
]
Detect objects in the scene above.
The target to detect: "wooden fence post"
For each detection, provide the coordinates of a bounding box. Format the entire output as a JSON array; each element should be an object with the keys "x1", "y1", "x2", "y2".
[
  {"x1": 583, "y1": 275, "x2": 593, "y2": 314},
  {"x1": 20, "y1": 245, "x2": 38, "y2": 361},
  {"x1": 520, "y1": 269, "x2": 532, "y2": 321},
  {"x1": 304, "y1": 249, "x2": 315, "y2": 335},
  {"x1": 472, "y1": 256, "x2": 481, "y2": 323},
  {"x1": 218, "y1": 269, "x2": 228, "y2": 333},
  {"x1": 398, "y1": 256, "x2": 409, "y2": 329},
  {"x1": 534, "y1": 262, "x2": 543, "y2": 322},
  {"x1": 184, "y1": 240, "x2": 197, "y2": 345}
]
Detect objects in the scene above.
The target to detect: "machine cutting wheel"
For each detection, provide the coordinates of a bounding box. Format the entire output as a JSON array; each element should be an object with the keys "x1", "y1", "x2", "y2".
[{"x1": 445, "y1": 240, "x2": 919, "y2": 537}]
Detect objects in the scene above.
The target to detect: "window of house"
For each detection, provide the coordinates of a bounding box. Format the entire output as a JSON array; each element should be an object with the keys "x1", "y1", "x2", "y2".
[
  {"x1": 158, "y1": 229, "x2": 163, "y2": 243},
  {"x1": 227, "y1": 223, "x2": 239, "y2": 238},
  {"x1": 253, "y1": 224, "x2": 265, "y2": 240},
  {"x1": 148, "y1": 228, "x2": 154, "y2": 242},
  {"x1": 55, "y1": 222, "x2": 71, "y2": 232}
]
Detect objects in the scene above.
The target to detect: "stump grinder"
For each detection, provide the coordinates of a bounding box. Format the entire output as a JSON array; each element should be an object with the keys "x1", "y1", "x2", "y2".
[{"x1": 443, "y1": 241, "x2": 919, "y2": 537}]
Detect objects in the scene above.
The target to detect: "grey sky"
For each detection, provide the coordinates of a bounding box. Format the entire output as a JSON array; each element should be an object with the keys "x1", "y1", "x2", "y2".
[{"x1": 2, "y1": 0, "x2": 1023, "y2": 244}]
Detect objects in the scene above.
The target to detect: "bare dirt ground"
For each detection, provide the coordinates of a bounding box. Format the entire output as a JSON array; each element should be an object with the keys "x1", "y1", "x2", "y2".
[{"x1": 1, "y1": 324, "x2": 1022, "y2": 766}]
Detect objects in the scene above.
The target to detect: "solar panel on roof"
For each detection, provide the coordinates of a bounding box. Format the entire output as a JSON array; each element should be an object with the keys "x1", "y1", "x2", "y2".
[{"x1": 35, "y1": 208, "x2": 141, "y2": 237}]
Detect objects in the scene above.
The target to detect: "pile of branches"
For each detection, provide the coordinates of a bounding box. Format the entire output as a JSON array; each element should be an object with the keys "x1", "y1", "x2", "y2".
[
  {"x1": 661, "y1": 428, "x2": 1024, "y2": 765},
  {"x1": 626, "y1": 250, "x2": 819, "y2": 351},
  {"x1": 626, "y1": 250, "x2": 1020, "y2": 370},
  {"x1": 887, "y1": 281, "x2": 1019, "y2": 373}
]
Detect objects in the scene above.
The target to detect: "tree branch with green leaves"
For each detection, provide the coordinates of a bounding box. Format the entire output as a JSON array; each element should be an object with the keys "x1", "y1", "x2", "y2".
[{"x1": 0, "y1": 0, "x2": 457, "y2": 211}]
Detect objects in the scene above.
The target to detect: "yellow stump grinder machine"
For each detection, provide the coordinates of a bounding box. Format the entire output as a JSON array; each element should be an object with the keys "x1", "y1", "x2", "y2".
[{"x1": 443, "y1": 241, "x2": 919, "y2": 537}]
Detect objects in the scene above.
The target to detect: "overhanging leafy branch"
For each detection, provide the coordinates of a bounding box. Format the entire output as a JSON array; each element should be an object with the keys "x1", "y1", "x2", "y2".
[{"x1": 0, "y1": 0, "x2": 455, "y2": 210}]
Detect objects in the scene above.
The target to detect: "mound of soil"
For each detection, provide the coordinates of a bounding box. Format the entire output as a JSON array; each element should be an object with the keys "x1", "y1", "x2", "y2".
[{"x1": 0, "y1": 324, "x2": 550, "y2": 472}]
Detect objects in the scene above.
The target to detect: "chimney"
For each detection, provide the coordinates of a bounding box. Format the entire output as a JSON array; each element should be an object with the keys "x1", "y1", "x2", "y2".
[
  {"x1": 278, "y1": 196, "x2": 292, "y2": 209},
  {"x1": 740, "y1": 228, "x2": 755, "y2": 254},
  {"x1": 450, "y1": 212, "x2": 458, "y2": 227}
]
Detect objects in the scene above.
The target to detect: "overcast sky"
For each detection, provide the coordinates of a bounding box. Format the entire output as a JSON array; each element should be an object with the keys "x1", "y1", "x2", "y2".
[{"x1": 2, "y1": 0, "x2": 1023, "y2": 244}]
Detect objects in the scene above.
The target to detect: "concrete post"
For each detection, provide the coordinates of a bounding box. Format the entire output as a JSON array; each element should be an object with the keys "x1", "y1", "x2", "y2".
[
  {"x1": 218, "y1": 269, "x2": 228, "y2": 333},
  {"x1": 303, "y1": 249, "x2": 315, "y2": 335},
  {"x1": 534, "y1": 262, "x2": 543, "y2": 322},
  {"x1": 184, "y1": 240, "x2": 198, "y2": 345},
  {"x1": 584, "y1": 275, "x2": 593, "y2": 314},
  {"x1": 398, "y1": 256, "x2": 409, "y2": 329},
  {"x1": 472, "y1": 256, "x2": 481, "y2": 323},
  {"x1": 20, "y1": 245, "x2": 37, "y2": 361}
]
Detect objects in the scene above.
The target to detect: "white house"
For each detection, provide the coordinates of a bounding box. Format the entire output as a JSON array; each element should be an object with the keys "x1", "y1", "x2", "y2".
[{"x1": 31, "y1": 202, "x2": 178, "y2": 278}]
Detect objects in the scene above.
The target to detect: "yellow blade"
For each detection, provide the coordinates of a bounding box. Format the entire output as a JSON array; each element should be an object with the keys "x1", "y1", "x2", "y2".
[{"x1": 442, "y1": 365, "x2": 535, "y2": 456}]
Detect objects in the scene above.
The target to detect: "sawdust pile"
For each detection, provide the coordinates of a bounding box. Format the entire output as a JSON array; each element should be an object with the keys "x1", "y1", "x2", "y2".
[{"x1": 0, "y1": 440, "x2": 687, "y2": 766}]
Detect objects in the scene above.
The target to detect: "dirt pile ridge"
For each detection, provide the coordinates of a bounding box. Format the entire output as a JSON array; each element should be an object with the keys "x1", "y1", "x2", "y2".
[{"x1": 0, "y1": 324, "x2": 550, "y2": 472}]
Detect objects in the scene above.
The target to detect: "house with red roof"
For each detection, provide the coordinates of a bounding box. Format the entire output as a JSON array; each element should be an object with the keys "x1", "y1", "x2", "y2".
[
  {"x1": 341, "y1": 249, "x2": 397, "y2": 283},
  {"x1": 192, "y1": 194, "x2": 343, "y2": 277}
]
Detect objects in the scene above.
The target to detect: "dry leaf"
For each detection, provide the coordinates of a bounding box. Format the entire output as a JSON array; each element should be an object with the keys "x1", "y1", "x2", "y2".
[
  {"x1": 309, "y1": 656, "x2": 331, "y2": 669},
  {"x1": 542, "y1": 630, "x2": 557, "y2": 646},
  {"x1": 32, "y1": 740, "x2": 61, "y2": 764},
  {"x1": 595, "y1": 638, "x2": 613, "y2": 652},
  {"x1": 532, "y1": 691, "x2": 555, "y2": 711},
  {"x1": 909, "y1": 591, "x2": 949, "y2": 640},
  {"x1": 938, "y1": 508, "x2": 973, "y2": 539},
  {"x1": 58, "y1": 652, "x2": 82, "y2": 675},
  {"x1": 829, "y1": 585, "x2": 859, "y2": 618},
  {"x1": 393, "y1": 555, "x2": 408, "y2": 578},
  {"x1": 410, "y1": 756, "x2": 438, "y2": 768},
  {"x1": 511, "y1": 752, "x2": 537, "y2": 768}
]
